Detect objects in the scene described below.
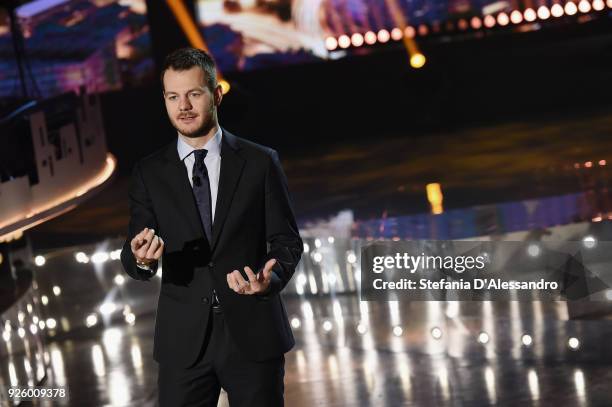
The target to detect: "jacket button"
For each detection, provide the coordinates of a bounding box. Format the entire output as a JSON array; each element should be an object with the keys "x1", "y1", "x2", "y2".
[
  {"x1": 208, "y1": 261, "x2": 214, "y2": 268},
  {"x1": 201, "y1": 297, "x2": 209, "y2": 304}
]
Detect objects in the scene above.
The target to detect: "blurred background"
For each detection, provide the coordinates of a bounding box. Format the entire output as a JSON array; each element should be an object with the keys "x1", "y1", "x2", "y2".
[{"x1": 1, "y1": 0, "x2": 612, "y2": 405}]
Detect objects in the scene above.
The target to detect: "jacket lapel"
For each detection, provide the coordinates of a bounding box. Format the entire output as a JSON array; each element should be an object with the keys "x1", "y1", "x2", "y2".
[{"x1": 210, "y1": 129, "x2": 245, "y2": 251}]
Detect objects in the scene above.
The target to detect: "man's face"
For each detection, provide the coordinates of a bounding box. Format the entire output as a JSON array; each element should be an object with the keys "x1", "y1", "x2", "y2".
[{"x1": 162, "y1": 66, "x2": 221, "y2": 138}]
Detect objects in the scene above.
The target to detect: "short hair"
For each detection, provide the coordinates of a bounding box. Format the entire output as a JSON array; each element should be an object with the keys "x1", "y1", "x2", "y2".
[{"x1": 161, "y1": 47, "x2": 217, "y2": 92}]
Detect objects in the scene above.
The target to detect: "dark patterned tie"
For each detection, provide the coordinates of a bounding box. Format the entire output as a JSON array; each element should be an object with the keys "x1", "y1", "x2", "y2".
[{"x1": 192, "y1": 149, "x2": 213, "y2": 246}]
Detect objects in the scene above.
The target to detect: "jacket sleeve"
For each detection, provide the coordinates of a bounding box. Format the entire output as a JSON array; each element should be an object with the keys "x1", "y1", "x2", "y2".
[
  {"x1": 120, "y1": 161, "x2": 159, "y2": 281},
  {"x1": 261, "y1": 149, "x2": 303, "y2": 295}
]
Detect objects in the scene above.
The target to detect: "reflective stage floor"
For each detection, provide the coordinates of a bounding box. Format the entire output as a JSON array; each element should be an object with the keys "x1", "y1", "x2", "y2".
[{"x1": 4, "y1": 241, "x2": 612, "y2": 407}]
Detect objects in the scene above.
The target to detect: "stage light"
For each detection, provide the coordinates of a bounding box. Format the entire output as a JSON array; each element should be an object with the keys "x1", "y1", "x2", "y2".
[
  {"x1": 431, "y1": 327, "x2": 443, "y2": 339},
  {"x1": 404, "y1": 26, "x2": 416, "y2": 38},
  {"x1": 46, "y1": 318, "x2": 57, "y2": 329},
  {"x1": 497, "y1": 12, "x2": 510, "y2": 25},
  {"x1": 607, "y1": 0, "x2": 612, "y2": 8},
  {"x1": 426, "y1": 183, "x2": 443, "y2": 214},
  {"x1": 537, "y1": 6, "x2": 551, "y2": 19},
  {"x1": 584, "y1": 161, "x2": 593, "y2": 168},
  {"x1": 322, "y1": 320, "x2": 333, "y2": 332},
  {"x1": 357, "y1": 322, "x2": 367, "y2": 335},
  {"x1": 53, "y1": 286, "x2": 61, "y2": 296},
  {"x1": 303, "y1": 243, "x2": 310, "y2": 253},
  {"x1": 522, "y1": 334, "x2": 533, "y2": 346},
  {"x1": 92, "y1": 252, "x2": 109, "y2": 264},
  {"x1": 458, "y1": 19, "x2": 468, "y2": 30},
  {"x1": 568, "y1": 337, "x2": 580, "y2": 350},
  {"x1": 27, "y1": 303, "x2": 33, "y2": 313},
  {"x1": 325, "y1": 37, "x2": 338, "y2": 51},
  {"x1": 524, "y1": 8, "x2": 537, "y2": 21},
  {"x1": 578, "y1": 0, "x2": 591, "y2": 12},
  {"x1": 599, "y1": 159, "x2": 606, "y2": 166},
  {"x1": 113, "y1": 275, "x2": 126, "y2": 286},
  {"x1": 527, "y1": 244, "x2": 540, "y2": 257},
  {"x1": 29, "y1": 324, "x2": 37, "y2": 335},
  {"x1": 110, "y1": 249, "x2": 121, "y2": 260},
  {"x1": 75, "y1": 252, "x2": 89, "y2": 263},
  {"x1": 38, "y1": 320, "x2": 45, "y2": 330},
  {"x1": 484, "y1": 15, "x2": 496, "y2": 28},
  {"x1": 314, "y1": 238, "x2": 321, "y2": 248},
  {"x1": 364, "y1": 31, "x2": 377, "y2": 44},
  {"x1": 393, "y1": 325, "x2": 403, "y2": 336},
  {"x1": 86, "y1": 314, "x2": 98, "y2": 328},
  {"x1": 291, "y1": 317, "x2": 301, "y2": 329},
  {"x1": 100, "y1": 302, "x2": 117, "y2": 316},
  {"x1": 351, "y1": 33, "x2": 364, "y2": 47},
  {"x1": 313, "y1": 252, "x2": 323, "y2": 263},
  {"x1": 471, "y1": 17, "x2": 482, "y2": 29},
  {"x1": 34, "y1": 255, "x2": 46, "y2": 267},
  {"x1": 338, "y1": 35, "x2": 351, "y2": 49},
  {"x1": 418, "y1": 24, "x2": 428, "y2": 36},
  {"x1": 296, "y1": 273, "x2": 307, "y2": 286},
  {"x1": 33, "y1": 316, "x2": 38, "y2": 324},
  {"x1": 478, "y1": 332, "x2": 489, "y2": 344},
  {"x1": 18, "y1": 312, "x2": 25, "y2": 323},
  {"x1": 410, "y1": 53, "x2": 426, "y2": 69},
  {"x1": 551, "y1": 4, "x2": 565, "y2": 17},
  {"x1": 377, "y1": 29, "x2": 390, "y2": 43},
  {"x1": 125, "y1": 313, "x2": 136, "y2": 325},
  {"x1": 582, "y1": 235, "x2": 597, "y2": 249},
  {"x1": 391, "y1": 28, "x2": 403, "y2": 40},
  {"x1": 347, "y1": 251, "x2": 357, "y2": 264},
  {"x1": 18, "y1": 327, "x2": 25, "y2": 338},
  {"x1": 2, "y1": 331, "x2": 10, "y2": 342},
  {"x1": 565, "y1": 2, "x2": 578, "y2": 15},
  {"x1": 327, "y1": 236, "x2": 335, "y2": 244},
  {"x1": 510, "y1": 10, "x2": 524, "y2": 23}
]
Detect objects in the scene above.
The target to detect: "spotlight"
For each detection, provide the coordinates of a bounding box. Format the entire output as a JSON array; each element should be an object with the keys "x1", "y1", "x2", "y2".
[
  {"x1": 497, "y1": 12, "x2": 510, "y2": 25},
  {"x1": 582, "y1": 235, "x2": 597, "y2": 249},
  {"x1": 347, "y1": 251, "x2": 357, "y2": 264},
  {"x1": 551, "y1": 3, "x2": 565, "y2": 16},
  {"x1": 18, "y1": 327, "x2": 25, "y2": 338},
  {"x1": 431, "y1": 327, "x2": 443, "y2": 339},
  {"x1": 99, "y1": 302, "x2": 117, "y2": 316},
  {"x1": 393, "y1": 325, "x2": 403, "y2": 336},
  {"x1": 357, "y1": 322, "x2": 367, "y2": 335},
  {"x1": 41, "y1": 295, "x2": 49, "y2": 306},
  {"x1": 313, "y1": 252, "x2": 323, "y2": 263},
  {"x1": 565, "y1": 2, "x2": 578, "y2": 15},
  {"x1": 34, "y1": 255, "x2": 46, "y2": 267},
  {"x1": 303, "y1": 243, "x2": 310, "y2": 253},
  {"x1": 291, "y1": 317, "x2": 301, "y2": 329},
  {"x1": 350, "y1": 33, "x2": 364, "y2": 47},
  {"x1": 46, "y1": 318, "x2": 57, "y2": 329},
  {"x1": 314, "y1": 238, "x2": 321, "y2": 248},
  {"x1": 338, "y1": 35, "x2": 351, "y2": 49},
  {"x1": 484, "y1": 15, "x2": 496, "y2": 28},
  {"x1": 52, "y1": 286, "x2": 61, "y2": 296},
  {"x1": 537, "y1": 6, "x2": 551, "y2": 19},
  {"x1": 377, "y1": 29, "x2": 390, "y2": 43},
  {"x1": 2, "y1": 331, "x2": 10, "y2": 342},
  {"x1": 113, "y1": 274, "x2": 126, "y2": 286},
  {"x1": 527, "y1": 244, "x2": 540, "y2": 257},
  {"x1": 86, "y1": 314, "x2": 98, "y2": 328},
  {"x1": 470, "y1": 16, "x2": 482, "y2": 29},
  {"x1": 404, "y1": 26, "x2": 415, "y2": 38},
  {"x1": 364, "y1": 31, "x2": 377, "y2": 44},
  {"x1": 578, "y1": 0, "x2": 591, "y2": 12},
  {"x1": 325, "y1": 37, "x2": 338, "y2": 51},
  {"x1": 478, "y1": 332, "x2": 489, "y2": 344},
  {"x1": 296, "y1": 274, "x2": 307, "y2": 286},
  {"x1": 390, "y1": 27, "x2": 403, "y2": 40},
  {"x1": 510, "y1": 10, "x2": 524, "y2": 23},
  {"x1": 75, "y1": 251, "x2": 89, "y2": 263},
  {"x1": 522, "y1": 334, "x2": 533, "y2": 346},
  {"x1": 125, "y1": 313, "x2": 136, "y2": 325},
  {"x1": 410, "y1": 53, "x2": 426, "y2": 69},
  {"x1": 91, "y1": 252, "x2": 109, "y2": 264},
  {"x1": 524, "y1": 8, "x2": 537, "y2": 21},
  {"x1": 322, "y1": 320, "x2": 333, "y2": 332},
  {"x1": 568, "y1": 337, "x2": 580, "y2": 350}
]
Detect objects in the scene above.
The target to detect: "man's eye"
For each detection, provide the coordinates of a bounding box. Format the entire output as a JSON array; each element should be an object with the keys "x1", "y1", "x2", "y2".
[
  {"x1": 190, "y1": 93, "x2": 201, "y2": 97},
  {"x1": 168, "y1": 96, "x2": 177, "y2": 101}
]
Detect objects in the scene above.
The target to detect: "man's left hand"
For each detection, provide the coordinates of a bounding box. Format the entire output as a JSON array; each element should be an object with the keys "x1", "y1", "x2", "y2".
[{"x1": 227, "y1": 258, "x2": 277, "y2": 295}]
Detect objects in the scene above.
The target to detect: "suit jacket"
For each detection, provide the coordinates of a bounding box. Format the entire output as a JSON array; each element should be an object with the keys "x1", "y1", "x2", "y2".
[{"x1": 120, "y1": 128, "x2": 303, "y2": 367}]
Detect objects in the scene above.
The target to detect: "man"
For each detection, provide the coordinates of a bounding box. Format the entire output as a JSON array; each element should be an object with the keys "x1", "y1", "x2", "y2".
[{"x1": 120, "y1": 47, "x2": 303, "y2": 406}]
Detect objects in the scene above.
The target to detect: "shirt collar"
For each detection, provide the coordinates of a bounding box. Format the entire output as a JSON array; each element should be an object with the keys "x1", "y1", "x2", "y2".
[{"x1": 177, "y1": 125, "x2": 222, "y2": 161}]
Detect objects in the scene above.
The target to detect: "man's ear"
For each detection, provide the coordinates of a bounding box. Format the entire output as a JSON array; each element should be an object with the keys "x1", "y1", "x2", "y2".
[{"x1": 214, "y1": 84, "x2": 223, "y2": 106}]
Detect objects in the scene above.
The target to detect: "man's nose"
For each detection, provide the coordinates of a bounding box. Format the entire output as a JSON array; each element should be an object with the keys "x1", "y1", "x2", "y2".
[{"x1": 179, "y1": 96, "x2": 192, "y2": 111}]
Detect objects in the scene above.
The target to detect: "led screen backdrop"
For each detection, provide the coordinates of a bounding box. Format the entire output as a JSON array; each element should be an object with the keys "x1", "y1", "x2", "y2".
[
  {"x1": 0, "y1": 0, "x2": 154, "y2": 99},
  {"x1": 196, "y1": 0, "x2": 529, "y2": 72}
]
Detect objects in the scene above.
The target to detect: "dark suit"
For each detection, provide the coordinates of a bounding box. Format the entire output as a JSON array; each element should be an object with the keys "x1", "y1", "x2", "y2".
[{"x1": 120, "y1": 128, "x2": 303, "y2": 405}]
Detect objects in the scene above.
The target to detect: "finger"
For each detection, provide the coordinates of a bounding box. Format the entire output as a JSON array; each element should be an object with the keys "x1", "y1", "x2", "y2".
[
  {"x1": 137, "y1": 229, "x2": 155, "y2": 256},
  {"x1": 153, "y1": 237, "x2": 164, "y2": 258},
  {"x1": 244, "y1": 266, "x2": 257, "y2": 283},
  {"x1": 227, "y1": 272, "x2": 240, "y2": 292},
  {"x1": 146, "y1": 236, "x2": 160, "y2": 259},
  {"x1": 263, "y1": 258, "x2": 277, "y2": 277},
  {"x1": 232, "y1": 270, "x2": 248, "y2": 292}
]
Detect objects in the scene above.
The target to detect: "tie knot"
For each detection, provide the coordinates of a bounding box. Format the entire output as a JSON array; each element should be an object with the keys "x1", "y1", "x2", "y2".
[{"x1": 194, "y1": 149, "x2": 208, "y2": 162}]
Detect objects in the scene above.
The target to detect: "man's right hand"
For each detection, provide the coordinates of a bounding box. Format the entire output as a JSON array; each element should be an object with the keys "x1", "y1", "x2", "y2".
[{"x1": 130, "y1": 227, "x2": 164, "y2": 267}]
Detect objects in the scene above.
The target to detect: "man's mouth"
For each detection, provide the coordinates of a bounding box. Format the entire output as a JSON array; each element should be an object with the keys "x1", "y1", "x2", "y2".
[{"x1": 179, "y1": 115, "x2": 197, "y2": 124}]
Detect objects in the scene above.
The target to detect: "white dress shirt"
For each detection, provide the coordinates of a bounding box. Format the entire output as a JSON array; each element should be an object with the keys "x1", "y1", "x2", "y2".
[{"x1": 177, "y1": 125, "x2": 222, "y2": 221}]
